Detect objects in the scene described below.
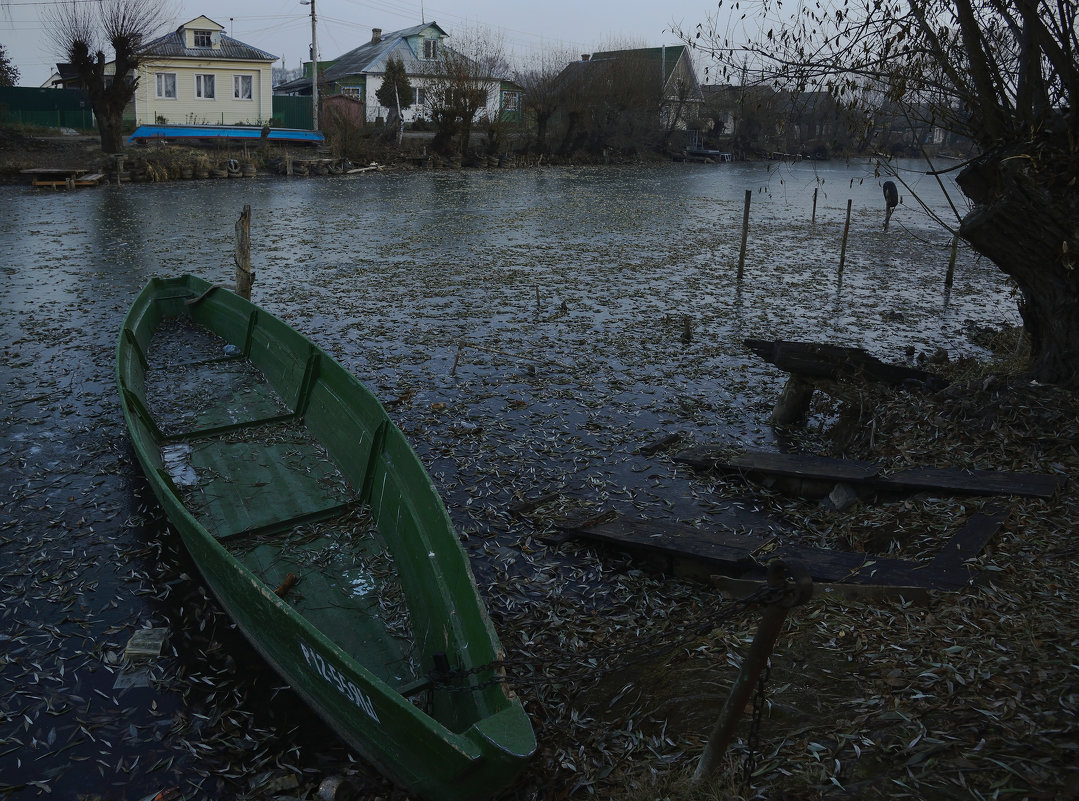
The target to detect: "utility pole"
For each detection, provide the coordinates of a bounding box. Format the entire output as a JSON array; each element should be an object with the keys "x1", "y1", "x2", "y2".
[{"x1": 302, "y1": 0, "x2": 319, "y2": 130}]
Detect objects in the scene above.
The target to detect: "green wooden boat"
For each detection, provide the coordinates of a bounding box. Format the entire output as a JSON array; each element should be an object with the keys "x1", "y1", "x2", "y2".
[{"x1": 116, "y1": 275, "x2": 535, "y2": 800}]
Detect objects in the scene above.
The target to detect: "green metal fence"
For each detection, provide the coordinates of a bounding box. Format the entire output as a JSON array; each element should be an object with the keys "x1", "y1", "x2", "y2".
[
  {"x1": 271, "y1": 95, "x2": 314, "y2": 130},
  {"x1": 0, "y1": 87, "x2": 95, "y2": 130}
]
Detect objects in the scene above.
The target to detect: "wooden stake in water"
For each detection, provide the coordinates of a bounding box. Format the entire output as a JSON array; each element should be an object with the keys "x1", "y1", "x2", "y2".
[
  {"x1": 234, "y1": 205, "x2": 254, "y2": 299},
  {"x1": 945, "y1": 234, "x2": 959, "y2": 288},
  {"x1": 883, "y1": 180, "x2": 899, "y2": 232},
  {"x1": 838, "y1": 198, "x2": 853, "y2": 274},
  {"x1": 811, "y1": 187, "x2": 818, "y2": 224},
  {"x1": 737, "y1": 189, "x2": 752, "y2": 279}
]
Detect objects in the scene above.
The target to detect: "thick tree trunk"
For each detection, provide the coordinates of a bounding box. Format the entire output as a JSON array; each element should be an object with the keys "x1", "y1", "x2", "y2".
[
  {"x1": 96, "y1": 113, "x2": 125, "y2": 154},
  {"x1": 957, "y1": 131, "x2": 1079, "y2": 387}
]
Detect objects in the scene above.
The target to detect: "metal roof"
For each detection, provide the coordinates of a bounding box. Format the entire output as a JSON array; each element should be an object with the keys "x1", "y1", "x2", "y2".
[
  {"x1": 273, "y1": 22, "x2": 446, "y2": 93},
  {"x1": 139, "y1": 27, "x2": 277, "y2": 62}
]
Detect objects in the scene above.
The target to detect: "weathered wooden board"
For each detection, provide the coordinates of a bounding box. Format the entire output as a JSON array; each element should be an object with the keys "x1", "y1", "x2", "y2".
[
  {"x1": 759, "y1": 542, "x2": 966, "y2": 589},
  {"x1": 711, "y1": 574, "x2": 933, "y2": 604},
  {"x1": 676, "y1": 448, "x2": 880, "y2": 481},
  {"x1": 561, "y1": 515, "x2": 969, "y2": 590},
  {"x1": 677, "y1": 447, "x2": 1063, "y2": 499},
  {"x1": 563, "y1": 501, "x2": 1009, "y2": 592},
  {"x1": 930, "y1": 501, "x2": 1011, "y2": 573},
  {"x1": 879, "y1": 467, "x2": 1062, "y2": 499},
  {"x1": 559, "y1": 516, "x2": 779, "y2": 567},
  {"x1": 744, "y1": 338, "x2": 945, "y2": 389}
]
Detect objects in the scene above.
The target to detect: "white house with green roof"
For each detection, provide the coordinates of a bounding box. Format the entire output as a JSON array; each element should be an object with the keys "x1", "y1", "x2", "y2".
[{"x1": 274, "y1": 23, "x2": 502, "y2": 125}]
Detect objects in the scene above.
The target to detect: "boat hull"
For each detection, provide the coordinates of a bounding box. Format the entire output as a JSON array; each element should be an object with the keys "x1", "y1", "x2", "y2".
[
  {"x1": 128, "y1": 124, "x2": 324, "y2": 144},
  {"x1": 116, "y1": 275, "x2": 534, "y2": 800}
]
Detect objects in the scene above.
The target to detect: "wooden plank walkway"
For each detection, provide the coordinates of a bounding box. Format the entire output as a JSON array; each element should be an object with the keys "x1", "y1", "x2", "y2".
[
  {"x1": 560, "y1": 501, "x2": 1012, "y2": 594},
  {"x1": 675, "y1": 448, "x2": 1064, "y2": 499}
]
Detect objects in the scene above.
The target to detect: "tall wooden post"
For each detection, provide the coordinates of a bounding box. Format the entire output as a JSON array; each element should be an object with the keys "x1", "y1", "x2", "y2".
[
  {"x1": 234, "y1": 205, "x2": 254, "y2": 299},
  {"x1": 838, "y1": 198, "x2": 853, "y2": 274},
  {"x1": 811, "y1": 187, "x2": 818, "y2": 224},
  {"x1": 737, "y1": 189, "x2": 752, "y2": 279},
  {"x1": 883, "y1": 180, "x2": 899, "y2": 232},
  {"x1": 693, "y1": 561, "x2": 812, "y2": 784}
]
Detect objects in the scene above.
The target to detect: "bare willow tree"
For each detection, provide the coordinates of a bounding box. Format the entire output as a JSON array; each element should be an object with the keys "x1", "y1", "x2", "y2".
[
  {"x1": 555, "y1": 50, "x2": 667, "y2": 156},
  {"x1": 45, "y1": 0, "x2": 169, "y2": 153},
  {"x1": 423, "y1": 27, "x2": 506, "y2": 157},
  {"x1": 512, "y1": 47, "x2": 576, "y2": 153},
  {"x1": 678, "y1": 0, "x2": 1079, "y2": 385}
]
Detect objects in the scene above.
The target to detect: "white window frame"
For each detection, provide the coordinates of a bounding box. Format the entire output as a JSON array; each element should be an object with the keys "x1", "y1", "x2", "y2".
[
  {"x1": 233, "y1": 74, "x2": 253, "y2": 100},
  {"x1": 193, "y1": 30, "x2": 213, "y2": 48},
  {"x1": 414, "y1": 87, "x2": 426, "y2": 107},
  {"x1": 340, "y1": 85, "x2": 362, "y2": 100},
  {"x1": 195, "y1": 73, "x2": 216, "y2": 100},
  {"x1": 501, "y1": 90, "x2": 519, "y2": 111},
  {"x1": 423, "y1": 38, "x2": 438, "y2": 60},
  {"x1": 155, "y1": 72, "x2": 177, "y2": 99}
]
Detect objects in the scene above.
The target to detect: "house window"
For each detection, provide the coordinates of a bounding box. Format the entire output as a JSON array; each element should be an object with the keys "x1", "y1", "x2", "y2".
[
  {"x1": 233, "y1": 74, "x2": 253, "y2": 100},
  {"x1": 341, "y1": 86, "x2": 363, "y2": 100},
  {"x1": 195, "y1": 74, "x2": 216, "y2": 99},
  {"x1": 414, "y1": 87, "x2": 426, "y2": 106},
  {"x1": 193, "y1": 30, "x2": 213, "y2": 48},
  {"x1": 423, "y1": 38, "x2": 438, "y2": 59},
  {"x1": 500, "y1": 91, "x2": 519, "y2": 111},
  {"x1": 155, "y1": 72, "x2": 177, "y2": 99}
]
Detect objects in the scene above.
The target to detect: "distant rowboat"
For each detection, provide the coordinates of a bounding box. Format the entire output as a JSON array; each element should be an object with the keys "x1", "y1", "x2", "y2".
[
  {"x1": 128, "y1": 124, "x2": 324, "y2": 145},
  {"x1": 117, "y1": 275, "x2": 535, "y2": 800}
]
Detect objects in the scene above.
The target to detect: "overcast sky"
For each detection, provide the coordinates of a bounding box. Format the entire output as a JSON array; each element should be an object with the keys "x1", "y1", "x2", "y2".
[{"x1": 1, "y1": 0, "x2": 729, "y2": 87}]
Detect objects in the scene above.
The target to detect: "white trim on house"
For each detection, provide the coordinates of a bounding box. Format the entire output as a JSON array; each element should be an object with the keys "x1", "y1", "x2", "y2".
[
  {"x1": 194, "y1": 73, "x2": 216, "y2": 99},
  {"x1": 155, "y1": 72, "x2": 178, "y2": 99},
  {"x1": 233, "y1": 74, "x2": 254, "y2": 100}
]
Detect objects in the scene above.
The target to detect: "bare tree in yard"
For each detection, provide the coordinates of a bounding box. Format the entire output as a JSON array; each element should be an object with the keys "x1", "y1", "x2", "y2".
[
  {"x1": 512, "y1": 48, "x2": 575, "y2": 153},
  {"x1": 45, "y1": 0, "x2": 169, "y2": 153},
  {"x1": 424, "y1": 28, "x2": 505, "y2": 156},
  {"x1": 556, "y1": 51, "x2": 665, "y2": 156},
  {"x1": 679, "y1": 0, "x2": 1078, "y2": 386}
]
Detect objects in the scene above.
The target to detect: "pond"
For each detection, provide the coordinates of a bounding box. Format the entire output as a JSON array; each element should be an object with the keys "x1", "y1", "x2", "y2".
[{"x1": 0, "y1": 159, "x2": 1017, "y2": 799}]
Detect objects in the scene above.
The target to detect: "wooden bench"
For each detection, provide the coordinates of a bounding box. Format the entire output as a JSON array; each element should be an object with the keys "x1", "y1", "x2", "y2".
[{"x1": 744, "y1": 338, "x2": 946, "y2": 425}]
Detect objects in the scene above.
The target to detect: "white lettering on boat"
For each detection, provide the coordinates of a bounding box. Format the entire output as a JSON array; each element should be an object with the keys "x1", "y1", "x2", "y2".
[{"x1": 299, "y1": 640, "x2": 380, "y2": 724}]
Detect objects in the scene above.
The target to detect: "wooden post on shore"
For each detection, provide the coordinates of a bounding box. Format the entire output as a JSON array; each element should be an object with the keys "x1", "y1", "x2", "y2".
[
  {"x1": 811, "y1": 187, "x2": 818, "y2": 224},
  {"x1": 838, "y1": 198, "x2": 852, "y2": 274},
  {"x1": 945, "y1": 234, "x2": 959, "y2": 288},
  {"x1": 737, "y1": 189, "x2": 752, "y2": 279},
  {"x1": 234, "y1": 205, "x2": 254, "y2": 299},
  {"x1": 883, "y1": 181, "x2": 899, "y2": 232},
  {"x1": 693, "y1": 560, "x2": 812, "y2": 784}
]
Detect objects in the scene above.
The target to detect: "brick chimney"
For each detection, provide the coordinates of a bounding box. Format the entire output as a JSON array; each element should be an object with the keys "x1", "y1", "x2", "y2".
[{"x1": 371, "y1": 28, "x2": 382, "y2": 43}]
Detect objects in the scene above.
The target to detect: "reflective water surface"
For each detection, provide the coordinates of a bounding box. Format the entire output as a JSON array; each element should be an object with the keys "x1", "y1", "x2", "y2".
[{"x1": 0, "y1": 160, "x2": 1017, "y2": 799}]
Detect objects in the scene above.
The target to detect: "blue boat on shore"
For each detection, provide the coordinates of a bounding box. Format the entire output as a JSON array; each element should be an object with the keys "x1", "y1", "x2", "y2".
[{"x1": 129, "y1": 124, "x2": 324, "y2": 145}]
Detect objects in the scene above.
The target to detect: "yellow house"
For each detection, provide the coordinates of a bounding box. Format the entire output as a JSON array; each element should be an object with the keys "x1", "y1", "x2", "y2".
[{"x1": 131, "y1": 16, "x2": 277, "y2": 126}]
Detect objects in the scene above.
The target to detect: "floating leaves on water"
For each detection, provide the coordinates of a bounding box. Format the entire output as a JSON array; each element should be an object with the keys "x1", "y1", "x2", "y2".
[{"x1": 3, "y1": 166, "x2": 1070, "y2": 801}]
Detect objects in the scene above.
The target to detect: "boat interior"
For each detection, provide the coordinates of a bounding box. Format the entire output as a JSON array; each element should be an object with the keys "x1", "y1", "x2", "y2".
[{"x1": 117, "y1": 279, "x2": 508, "y2": 734}]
